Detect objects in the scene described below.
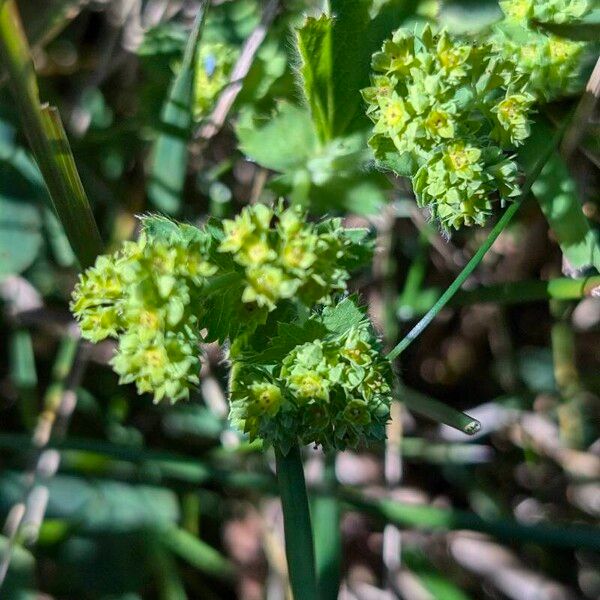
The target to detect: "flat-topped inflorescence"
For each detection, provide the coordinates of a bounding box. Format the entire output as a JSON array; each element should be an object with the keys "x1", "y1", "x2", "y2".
[{"x1": 363, "y1": 25, "x2": 534, "y2": 230}]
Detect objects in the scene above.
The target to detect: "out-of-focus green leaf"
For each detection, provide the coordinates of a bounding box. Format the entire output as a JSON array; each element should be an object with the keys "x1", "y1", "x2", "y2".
[
  {"x1": 532, "y1": 151, "x2": 600, "y2": 274},
  {"x1": 237, "y1": 104, "x2": 390, "y2": 214},
  {"x1": 236, "y1": 103, "x2": 316, "y2": 171},
  {"x1": 9, "y1": 329, "x2": 37, "y2": 430},
  {"x1": 0, "y1": 472, "x2": 180, "y2": 534},
  {"x1": 162, "y1": 405, "x2": 224, "y2": 440},
  {"x1": 438, "y1": 0, "x2": 503, "y2": 33},
  {"x1": 0, "y1": 145, "x2": 43, "y2": 278},
  {"x1": 517, "y1": 347, "x2": 557, "y2": 393},
  {"x1": 137, "y1": 23, "x2": 187, "y2": 58},
  {"x1": 0, "y1": 535, "x2": 36, "y2": 600}
]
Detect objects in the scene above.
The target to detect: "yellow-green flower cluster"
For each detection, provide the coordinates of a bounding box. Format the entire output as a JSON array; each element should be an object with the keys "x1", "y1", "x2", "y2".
[
  {"x1": 493, "y1": 0, "x2": 593, "y2": 101},
  {"x1": 71, "y1": 231, "x2": 217, "y2": 403},
  {"x1": 194, "y1": 42, "x2": 238, "y2": 120},
  {"x1": 218, "y1": 203, "x2": 358, "y2": 310},
  {"x1": 363, "y1": 25, "x2": 533, "y2": 229},
  {"x1": 71, "y1": 209, "x2": 373, "y2": 407},
  {"x1": 229, "y1": 323, "x2": 392, "y2": 451}
]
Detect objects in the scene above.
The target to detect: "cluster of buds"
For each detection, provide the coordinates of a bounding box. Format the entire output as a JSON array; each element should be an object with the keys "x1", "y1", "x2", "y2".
[
  {"x1": 363, "y1": 25, "x2": 533, "y2": 229},
  {"x1": 229, "y1": 321, "x2": 392, "y2": 451},
  {"x1": 493, "y1": 0, "x2": 594, "y2": 102},
  {"x1": 71, "y1": 207, "x2": 389, "y2": 450},
  {"x1": 218, "y1": 203, "x2": 364, "y2": 310},
  {"x1": 71, "y1": 225, "x2": 217, "y2": 402}
]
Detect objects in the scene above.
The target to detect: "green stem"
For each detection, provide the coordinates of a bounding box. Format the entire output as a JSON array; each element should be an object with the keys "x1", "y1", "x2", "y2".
[
  {"x1": 341, "y1": 488, "x2": 600, "y2": 552},
  {"x1": 387, "y1": 116, "x2": 570, "y2": 362},
  {"x1": 275, "y1": 444, "x2": 318, "y2": 600},
  {"x1": 313, "y1": 454, "x2": 341, "y2": 600},
  {"x1": 387, "y1": 199, "x2": 523, "y2": 361},
  {"x1": 405, "y1": 275, "x2": 600, "y2": 315}
]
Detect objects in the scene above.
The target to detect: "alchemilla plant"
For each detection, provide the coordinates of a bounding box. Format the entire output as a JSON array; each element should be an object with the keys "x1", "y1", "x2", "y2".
[
  {"x1": 71, "y1": 203, "x2": 392, "y2": 451},
  {"x1": 363, "y1": 25, "x2": 534, "y2": 230}
]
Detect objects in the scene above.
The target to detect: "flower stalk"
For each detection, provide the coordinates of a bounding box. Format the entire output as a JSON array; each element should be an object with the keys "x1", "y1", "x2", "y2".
[{"x1": 275, "y1": 444, "x2": 318, "y2": 600}]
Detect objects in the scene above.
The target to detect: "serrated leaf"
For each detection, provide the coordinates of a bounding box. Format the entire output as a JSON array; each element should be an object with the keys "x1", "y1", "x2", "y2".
[
  {"x1": 202, "y1": 284, "x2": 239, "y2": 343},
  {"x1": 236, "y1": 103, "x2": 316, "y2": 172},
  {"x1": 296, "y1": 14, "x2": 334, "y2": 142},
  {"x1": 321, "y1": 296, "x2": 366, "y2": 335},
  {"x1": 532, "y1": 151, "x2": 600, "y2": 275},
  {"x1": 296, "y1": 1, "x2": 413, "y2": 142},
  {"x1": 245, "y1": 319, "x2": 329, "y2": 366}
]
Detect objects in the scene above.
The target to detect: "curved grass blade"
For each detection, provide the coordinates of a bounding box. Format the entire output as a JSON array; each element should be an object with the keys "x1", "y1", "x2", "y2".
[{"x1": 0, "y1": 0, "x2": 102, "y2": 268}]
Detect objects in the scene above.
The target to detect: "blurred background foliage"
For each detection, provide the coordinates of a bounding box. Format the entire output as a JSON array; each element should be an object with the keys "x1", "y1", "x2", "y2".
[{"x1": 0, "y1": 0, "x2": 599, "y2": 598}]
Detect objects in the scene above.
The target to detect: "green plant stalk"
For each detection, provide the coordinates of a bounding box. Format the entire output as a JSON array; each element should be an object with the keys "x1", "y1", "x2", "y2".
[
  {"x1": 387, "y1": 199, "x2": 523, "y2": 361},
  {"x1": 9, "y1": 329, "x2": 37, "y2": 431},
  {"x1": 401, "y1": 386, "x2": 481, "y2": 435},
  {"x1": 0, "y1": 0, "x2": 102, "y2": 268},
  {"x1": 387, "y1": 118, "x2": 569, "y2": 362},
  {"x1": 551, "y1": 302, "x2": 589, "y2": 449},
  {"x1": 275, "y1": 444, "x2": 318, "y2": 600},
  {"x1": 313, "y1": 454, "x2": 341, "y2": 600},
  {"x1": 405, "y1": 275, "x2": 600, "y2": 315},
  {"x1": 341, "y1": 489, "x2": 600, "y2": 552},
  {"x1": 147, "y1": 534, "x2": 188, "y2": 600}
]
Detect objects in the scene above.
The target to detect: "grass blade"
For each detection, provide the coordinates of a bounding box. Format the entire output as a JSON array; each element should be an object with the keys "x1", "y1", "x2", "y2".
[
  {"x1": 147, "y1": 2, "x2": 209, "y2": 214},
  {"x1": 0, "y1": 0, "x2": 102, "y2": 268},
  {"x1": 159, "y1": 525, "x2": 234, "y2": 582},
  {"x1": 404, "y1": 275, "x2": 600, "y2": 315},
  {"x1": 341, "y1": 489, "x2": 600, "y2": 551}
]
